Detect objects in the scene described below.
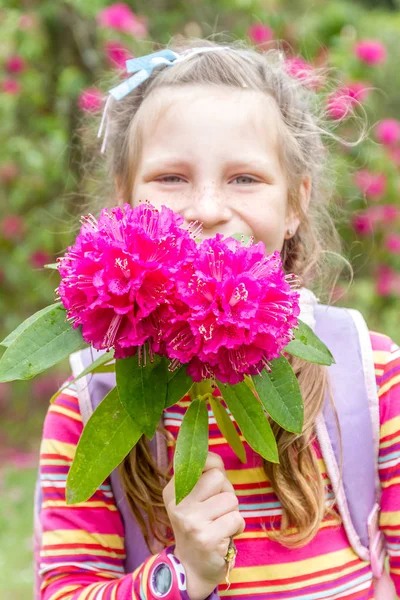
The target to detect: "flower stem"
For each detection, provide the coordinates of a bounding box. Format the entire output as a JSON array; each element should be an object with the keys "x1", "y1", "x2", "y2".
[{"x1": 189, "y1": 379, "x2": 215, "y2": 401}]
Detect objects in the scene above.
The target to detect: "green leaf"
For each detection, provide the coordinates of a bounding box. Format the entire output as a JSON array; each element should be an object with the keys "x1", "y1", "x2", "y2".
[
  {"x1": 217, "y1": 380, "x2": 278, "y2": 463},
  {"x1": 209, "y1": 395, "x2": 246, "y2": 463},
  {"x1": 49, "y1": 349, "x2": 115, "y2": 404},
  {"x1": 284, "y1": 319, "x2": 335, "y2": 366},
  {"x1": 0, "y1": 304, "x2": 87, "y2": 382},
  {"x1": 166, "y1": 364, "x2": 193, "y2": 408},
  {"x1": 116, "y1": 354, "x2": 167, "y2": 439},
  {"x1": 252, "y1": 357, "x2": 304, "y2": 434},
  {"x1": 66, "y1": 387, "x2": 141, "y2": 505},
  {"x1": 174, "y1": 398, "x2": 209, "y2": 504},
  {"x1": 1, "y1": 303, "x2": 62, "y2": 348}
]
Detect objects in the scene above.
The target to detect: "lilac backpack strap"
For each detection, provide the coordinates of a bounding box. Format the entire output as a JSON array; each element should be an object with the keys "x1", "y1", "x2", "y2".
[
  {"x1": 313, "y1": 304, "x2": 385, "y2": 575},
  {"x1": 69, "y1": 346, "x2": 168, "y2": 573}
]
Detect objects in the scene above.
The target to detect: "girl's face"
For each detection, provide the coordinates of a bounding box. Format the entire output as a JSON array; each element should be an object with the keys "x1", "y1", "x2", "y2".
[{"x1": 130, "y1": 85, "x2": 310, "y2": 253}]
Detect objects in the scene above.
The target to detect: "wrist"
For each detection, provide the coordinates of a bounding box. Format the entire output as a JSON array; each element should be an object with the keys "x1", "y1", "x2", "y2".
[{"x1": 172, "y1": 546, "x2": 218, "y2": 600}]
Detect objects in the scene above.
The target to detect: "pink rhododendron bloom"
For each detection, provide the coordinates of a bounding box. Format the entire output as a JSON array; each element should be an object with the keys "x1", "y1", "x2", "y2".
[
  {"x1": 353, "y1": 169, "x2": 387, "y2": 200},
  {"x1": 376, "y1": 265, "x2": 399, "y2": 296},
  {"x1": 19, "y1": 14, "x2": 37, "y2": 30},
  {"x1": 380, "y1": 204, "x2": 400, "y2": 222},
  {"x1": 78, "y1": 88, "x2": 103, "y2": 113},
  {"x1": 5, "y1": 55, "x2": 25, "y2": 74},
  {"x1": 30, "y1": 250, "x2": 52, "y2": 269},
  {"x1": 0, "y1": 162, "x2": 18, "y2": 183},
  {"x1": 105, "y1": 41, "x2": 133, "y2": 70},
  {"x1": 97, "y1": 3, "x2": 148, "y2": 38},
  {"x1": 354, "y1": 40, "x2": 387, "y2": 66},
  {"x1": 165, "y1": 235, "x2": 300, "y2": 384},
  {"x1": 284, "y1": 56, "x2": 320, "y2": 89},
  {"x1": 385, "y1": 233, "x2": 400, "y2": 254},
  {"x1": 57, "y1": 203, "x2": 197, "y2": 358},
  {"x1": 375, "y1": 119, "x2": 400, "y2": 147},
  {"x1": 2, "y1": 79, "x2": 21, "y2": 95},
  {"x1": 1, "y1": 214, "x2": 25, "y2": 241},
  {"x1": 248, "y1": 23, "x2": 274, "y2": 45},
  {"x1": 326, "y1": 82, "x2": 369, "y2": 120},
  {"x1": 352, "y1": 212, "x2": 375, "y2": 236}
]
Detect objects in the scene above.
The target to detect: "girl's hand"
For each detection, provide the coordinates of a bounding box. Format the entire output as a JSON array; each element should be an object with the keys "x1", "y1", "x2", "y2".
[{"x1": 163, "y1": 451, "x2": 245, "y2": 600}]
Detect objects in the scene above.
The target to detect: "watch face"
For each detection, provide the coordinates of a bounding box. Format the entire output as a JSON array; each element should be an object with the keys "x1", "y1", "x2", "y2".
[{"x1": 151, "y1": 562, "x2": 173, "y2": 597}]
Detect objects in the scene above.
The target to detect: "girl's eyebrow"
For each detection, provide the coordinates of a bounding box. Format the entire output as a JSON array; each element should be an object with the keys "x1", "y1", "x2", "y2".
[{"x1": 142, "y1": 156, "x2": 276, "y2": 172}]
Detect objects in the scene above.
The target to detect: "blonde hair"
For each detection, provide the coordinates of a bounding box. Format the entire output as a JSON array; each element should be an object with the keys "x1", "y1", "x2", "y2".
[{"x1": 77, "y1": 37, "x2": 356, "y2": 551}]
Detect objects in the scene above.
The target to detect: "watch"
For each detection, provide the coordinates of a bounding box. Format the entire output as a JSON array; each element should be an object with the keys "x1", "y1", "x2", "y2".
[{"x1": 147, "y1": 545, "x2": 190, "y2": 599}]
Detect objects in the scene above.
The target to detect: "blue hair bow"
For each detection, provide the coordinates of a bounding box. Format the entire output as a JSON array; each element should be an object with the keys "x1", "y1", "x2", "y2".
[{"x1": 97, "y1": 46, "x2": 232, "y2": 153}]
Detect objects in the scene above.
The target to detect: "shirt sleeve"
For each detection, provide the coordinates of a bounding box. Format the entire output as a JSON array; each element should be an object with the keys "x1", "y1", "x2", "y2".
[
  {"x1": 38, "y1": 379, "x2": 163, "y2": 599},
  {"x1": 374, "y1": 333, "x2": 400, "y2": 594}
]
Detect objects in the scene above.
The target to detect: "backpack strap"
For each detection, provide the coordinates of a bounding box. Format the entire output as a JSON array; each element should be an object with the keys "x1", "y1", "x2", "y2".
[{"x1": 314, "y1": 304, "x2": 385, "y2": 576}]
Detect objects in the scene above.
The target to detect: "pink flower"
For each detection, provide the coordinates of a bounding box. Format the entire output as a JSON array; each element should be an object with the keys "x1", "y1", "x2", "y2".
[
  {"x1": 284, "y1": 56, "x2": 319, "y2": 89},
  {"x1": 57, "y1": 203, "x2": 197, "y2": 358},
  {"x1": 104, "y1": 41, "x2": 133, "y2": 70},
  {"x1": 165, "y1": 235, "x2": 300, "y2": 384},
  {"x1": 78, "y1": 88, "x2": 104, "y2": 113},
  {"x1": 1, "y1": 215, "x2": 25, "y2": 241},
  {"x1": 0, "y1": 162, "x2": 18, "y2": 183},
  {"x1": 375, "y1": 119, "x2": 400, "y2": 147},
  {"x1": 19, "y1": 14, "x2": 37, "y2": 30},
  {"x1": 248, "y1": 23, "x2": 274, "y2": 45},
  {"x1": 380, "y1": 204, "x2": 400, "y2": 222},
  {"x1": 5, "y1": 55, "x2": 26, "y2": 74},
  {"x1": 97, "y1": 3, "x2": 148, "y2": 38},
  {"x1": 385, "y1": 233, "x2": 400, "y2": 254},
  {"x1": 376, "y1": 265, "x2": 398, "y2": 296},
  {"x1": 352, "y1": 212, "x2": 375, "y2": 236},
  {"x1": 2, "y1": 79, "x2": 21, "y2": 95},
  {"x1": 354, "y1": 40, "x2": 387, "y2": 66},
  {"x1": 353, "y1": 169, "x2": 387, "y2": 200},
  {"x1": 326, "y1": 82, "x2": 369, "y2": 120},
  {"x1": 30, "y1": 250, "x2": 52, "y2": 269}
]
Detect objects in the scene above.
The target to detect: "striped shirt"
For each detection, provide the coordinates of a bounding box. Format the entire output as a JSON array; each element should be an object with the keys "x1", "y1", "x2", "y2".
[{"x1": 39, "y1": 331, "x2": 400, "y2": 599}]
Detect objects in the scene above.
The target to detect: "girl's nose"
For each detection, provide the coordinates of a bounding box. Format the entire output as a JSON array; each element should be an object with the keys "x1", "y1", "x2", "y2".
[{"x1": 181, "y1": 188, "x2": 233, "y2": 231}]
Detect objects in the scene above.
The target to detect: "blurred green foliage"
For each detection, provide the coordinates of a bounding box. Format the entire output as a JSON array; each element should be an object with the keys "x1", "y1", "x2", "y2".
[{"x1": 1, "y1": 0, "x2": 400, "y2": 454}]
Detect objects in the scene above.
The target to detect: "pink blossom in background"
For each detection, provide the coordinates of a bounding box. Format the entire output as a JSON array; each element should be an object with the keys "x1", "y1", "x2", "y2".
[
  {"x1": 97, "y1": 3, "x2": 148, "y2": 38},
  {"x1": 5, "y1": 55, "x2": 25, "y2": 74},
  {"x1": 354, "y1": 40, "x2": 387, "y2": 65},
  {"x1": 374, "y1": 119, "x2": 400, "y2": 147},
  {"x1": 388, "y1": 147, "x2": 400, "y2": 168},
  {"x1": 385, "y1": 233, "x2": 400, "y2": 254},
  {"x1": 78, "y1": 88, "x2": 103, "y2": 113},
  {"x1": 376, "y1": 265, "x2": 398, "y2": 296},
  {"x1": 0, "y1": 383, "x2": 11, "y2": 408},
  {"x1": 284, "y1": 56, "x2": 319, "y2": 89},
  {"x1": 104, "y1": 41, "x2": 134, "y2": 70},
  {"x1": 326, "y1": 82, "x2": 369, "y2": 120},
  {"x1": 19, "y1": 14, "x2": 37, "y2": 30},
  {"x1": 352, "y1": 212, "x2": 375, "y2": 236},
  {"x1": 30, "y1": 250, "x2": 52, "y2": 269},
  {"x1": 0, "y1": 162, "x2": 18, "y2": 183},
  {"x1": 1, "y1": 215, "x2": 25, "y2": 241},
  {"x1": 380, "y1": 204, "x2": 400, "y2": 222},
  {"x1": 2, "y1": 79, "x2": 21, "y2": 95},
  {"x1": 248, "y1": 23, "x2": 274, "y2": 45},
  {"x1": 32, "y1": 375, "x2": 62, "y2": 399},
  {"x1": 353, "y1": 169, "x2": 387, "y2": 199}
]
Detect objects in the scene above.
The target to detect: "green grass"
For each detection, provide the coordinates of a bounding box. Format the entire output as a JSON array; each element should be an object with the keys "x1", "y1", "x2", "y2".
[{"x1": 0, "y1": 466, "x2": 38, "y2": 600}]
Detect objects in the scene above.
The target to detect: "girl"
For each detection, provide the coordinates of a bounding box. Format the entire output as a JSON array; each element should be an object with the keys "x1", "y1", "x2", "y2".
[{"x1": 36, "y1": 39, "x2": 400, "y2": 599}]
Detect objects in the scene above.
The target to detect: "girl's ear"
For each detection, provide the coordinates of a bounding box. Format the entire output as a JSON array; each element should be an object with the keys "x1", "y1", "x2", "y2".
[{"x1": 285, "y1": 175, "x2": 312, "y2": 239}]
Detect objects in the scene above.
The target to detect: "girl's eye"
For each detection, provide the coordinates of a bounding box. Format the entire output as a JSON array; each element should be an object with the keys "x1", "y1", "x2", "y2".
[
  {"x1": 231, "y1": 175, "x2": 258, "y2": 184},
  {"x1": 157, "y1": 175, "x2": 185, "y2": 183}
]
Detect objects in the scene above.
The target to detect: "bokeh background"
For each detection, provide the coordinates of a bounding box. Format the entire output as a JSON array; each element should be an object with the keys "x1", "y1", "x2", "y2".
[{"x1": 1, "y1": 0, "x2": 400, "y2": 597}]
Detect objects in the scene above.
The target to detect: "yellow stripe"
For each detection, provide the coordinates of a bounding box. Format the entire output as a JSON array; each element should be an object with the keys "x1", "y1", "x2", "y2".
[
  {"x1": 223, "y1": 556, "x2": 366, "y2": 595},
  {"x1": 235, "y1": 486, "x2": 272, "y2": 496},
  {"x1": 41, "y1": 547, "x2": 125, "y2": 559},
  {"x1": 373, "y1": 349, "x2": 391, "y2": 364},
  {"x1": 235, "y1": 518, "x2": 339, "y2": 541},
  {"x1": 380, "y1": 511, "x2": 400, "y2": 527},
  {"x1": 209, "y1": 436, "x2": 245, "y2": 446},
  {"x1": 40, "y1": 439, "x2": 76, "y2": 460},
  {"x1": 142, "y1": 553, "x2": 159, "y2": 587},
  {"x1": 380, "y1": 433, "x2": 400, "y2": 449},
  {"x1": 227, "y1": 546, "x2": 363, "y2": 585},
  {"x1": 49, "y1": 404, "x2": 83, "y2": 422},
  {"x1": 227, "y1": 467, "x2": 267, "y2": 485},
  {"x1": 379, "y1": 374, "x2": 400, "y2": 398},
  {"x1": 382, "y1": 476, "x2": 400, "y2": 489},
  {"x1": 49, "y1": 585, "x2": 82, "y2": 600},
  {"x1": 381, "y1": 416, "x2": 400, "y2": 440},
  {"x1": 40, "y1": 458, "x2": 71, "y2": 466},
  {"x1": 42, "y1": 529, "x2": 124, "y2": 550},
  {"x1": 42, "y1": 501, "x2": 117, "y2": 511}
]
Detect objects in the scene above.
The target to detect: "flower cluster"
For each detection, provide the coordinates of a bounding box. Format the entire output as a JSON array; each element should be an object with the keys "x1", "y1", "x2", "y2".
[{"x1": 57, "y1": 203, "x2": 300, "y2": 384}]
